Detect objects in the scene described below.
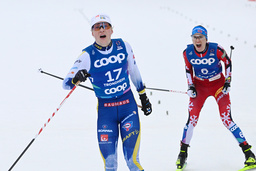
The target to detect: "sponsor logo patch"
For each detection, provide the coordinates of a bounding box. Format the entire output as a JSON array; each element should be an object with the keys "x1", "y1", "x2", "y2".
[
  {"x1": 100, "y1": 134, "x2": 108, "y2": 142},
  {"x1": 104, "y1": 99, "x2": 130, "y2": 107},
  {"x1": 122, "y1": 121, "x2": 133, "y2": 131}
]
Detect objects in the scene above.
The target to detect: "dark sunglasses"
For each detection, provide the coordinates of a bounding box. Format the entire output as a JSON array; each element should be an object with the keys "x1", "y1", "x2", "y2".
[
  {"x1": 192, "y1": 35, "x2": 204, "y2": 40},
  {"x1": 92, "y1": 22, "x2": 112, "y2": 31}
]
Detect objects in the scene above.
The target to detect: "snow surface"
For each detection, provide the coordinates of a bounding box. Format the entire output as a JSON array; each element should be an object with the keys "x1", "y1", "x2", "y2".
[{"x1": 1, "y1": 0, "x2": 256, "y2": 170}]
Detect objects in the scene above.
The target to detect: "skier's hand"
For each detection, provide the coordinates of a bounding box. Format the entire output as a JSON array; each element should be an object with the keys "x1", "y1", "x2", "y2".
[
  {"x1": 187, "y1": 84, "x2": 197, "y2": 98},
  {"x1": 222, "y1": 77, "x2": 231, "y2": 94},
  {"x1": 139, "y1": 93, "x2": 152, "y2": 116},
  {"x1": 72, "y1": 69, "x2": 91, "y2": 84}
]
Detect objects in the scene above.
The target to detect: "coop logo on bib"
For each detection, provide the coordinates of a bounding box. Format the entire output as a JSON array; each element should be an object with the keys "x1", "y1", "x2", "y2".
[
  {"x1": 94, "y1": 53, "x2": 125, "y2": 68},
  {"x1": 105, "y1": 82, "x2": 127, "y2": 95},
  {"x1": 190, "y1": 58, "x2": 215, "y2": 65}
]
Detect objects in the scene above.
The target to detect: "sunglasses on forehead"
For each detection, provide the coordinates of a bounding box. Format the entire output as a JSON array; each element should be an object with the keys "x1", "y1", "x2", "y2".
[{"x1": 92, "y1": 22, "x2": 112, "y2": 31}]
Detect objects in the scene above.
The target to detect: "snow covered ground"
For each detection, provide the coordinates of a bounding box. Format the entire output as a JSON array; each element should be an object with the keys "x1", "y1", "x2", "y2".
[{"x1": 1, "y1": 0, "x2": 256, "y2": 170}]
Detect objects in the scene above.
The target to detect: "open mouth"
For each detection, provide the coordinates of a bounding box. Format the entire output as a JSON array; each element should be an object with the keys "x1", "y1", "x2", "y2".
[
  {"x1": 100, "y1": 35, "x2": 106, "y2": 38},
  {"x1": 196, "y1": 44, "x2": 202, "y2": 48}
]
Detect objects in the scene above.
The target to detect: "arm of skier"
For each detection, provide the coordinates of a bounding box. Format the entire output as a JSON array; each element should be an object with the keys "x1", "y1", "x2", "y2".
[
  {"x1": 125, "y1": 42, "x2": 144, "y2": 92},
  {"x1": 183, "y1": 50, "x2": 194, "y2": 86},
  {"x1": 217, "y1": 45, "x2": 232, "y2": 81},
  {"x1": 183, "y1": 50, "x2": 197, "y2": 98},
  {"x1": 125, "y1": 41, "x2": 152, "y2": 115},
  {"x1": 217, "y1": 45, "x2": 232, "y2": 94},
  {"x1": 63, "y1": 51, "x2": 91, "y2": 90}
]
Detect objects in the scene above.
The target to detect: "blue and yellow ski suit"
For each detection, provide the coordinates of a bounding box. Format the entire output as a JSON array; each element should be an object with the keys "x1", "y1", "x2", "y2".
[{"x1": 63, "y1": 39, "x2": 145, "y2": 171}]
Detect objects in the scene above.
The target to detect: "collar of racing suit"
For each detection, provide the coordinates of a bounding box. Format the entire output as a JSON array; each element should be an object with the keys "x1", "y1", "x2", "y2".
[{"x1": 93, "y1": 41, "x2": 113, "y2": 51}]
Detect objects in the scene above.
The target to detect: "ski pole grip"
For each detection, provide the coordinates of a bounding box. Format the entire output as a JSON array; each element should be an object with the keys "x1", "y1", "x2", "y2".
[{"x1": 75, "y1": 81, "x2": 81, "y2": 86}]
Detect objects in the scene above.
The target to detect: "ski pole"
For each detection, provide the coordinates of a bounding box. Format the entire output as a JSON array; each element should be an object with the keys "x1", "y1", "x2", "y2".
[
  {"x1": 145, "y1": 87, "x2": 187, "y2": 94},
  {"x1": 39, "y1": 68, "x2": 143, "y2": 108},
  {"x1": 38, "y1": 68, "x2": 94, "y2": 91},
  {"x1": 8, "y1": 81, "x2": 80, "y2": 171},
  {"x1": 230, "y1": 45, "x2": 234, "y2": 59}
]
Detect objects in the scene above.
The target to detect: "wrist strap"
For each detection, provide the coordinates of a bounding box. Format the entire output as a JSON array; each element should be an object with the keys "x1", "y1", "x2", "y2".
[{"x1": 139, "y1": 88, "x2": 146, "y2": 95}]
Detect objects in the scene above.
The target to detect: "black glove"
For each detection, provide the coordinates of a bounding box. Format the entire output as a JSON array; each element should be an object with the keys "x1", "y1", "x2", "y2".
[
  {"x1": 72, "y1": 69, "x2": 91, "y2": 84},
  {"x1": 222, "y1": 77, "x2": 231, "y2": 94},
  {"x1": 139, "y1": 93, "x2": 152, "y2": 116},
  {"x1": 187, "y1": 84, "x2": 197, "y2": 98}
]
